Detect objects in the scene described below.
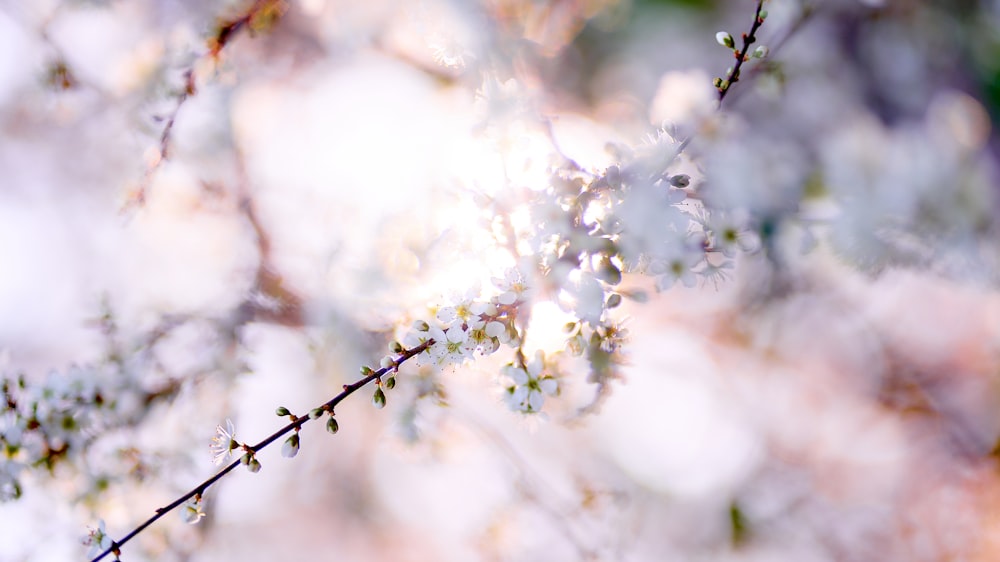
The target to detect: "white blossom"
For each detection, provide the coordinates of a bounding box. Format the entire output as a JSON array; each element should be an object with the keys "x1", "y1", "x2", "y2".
[{"x1": 502, "y1": 353, "x2": 559, "y2": 413}]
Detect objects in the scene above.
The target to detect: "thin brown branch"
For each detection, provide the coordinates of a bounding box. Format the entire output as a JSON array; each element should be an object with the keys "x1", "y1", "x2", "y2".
[
  {"x1": 90, "y1": 339, "x2": 433, "y2": 562},
  {"x1": 122, "y1": 0, "x2": 288, "y2": 213},
  {"x1": 716, "y1": 1, "x2": 767, "y2": 105}
]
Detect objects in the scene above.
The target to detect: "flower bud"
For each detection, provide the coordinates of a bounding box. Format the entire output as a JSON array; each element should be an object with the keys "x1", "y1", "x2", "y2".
[
  {"x1": 360, "y1": 365, "x2": 374, "y2": 376},
  {"x1": 309, "y1": 407, "x2": 324, "y2": 419},
  {"x1": 716, "y1": 31, "x2": 735, "y2": 49},
  {"x1": 372, "y1": 387, "x2": 387, "y2": 409},
  {"x1": 669, "y1": 174, "x2": 690, "y2": 188},
  {"x1": 248, "y1": 458, "x2": 262, "y2": 473},
  {"x1": 281, "y1": 434, "x2": 300, "y2": 458},
  {"x1": 380, "y1": 355, "x2": 395, "y2": 369},
  {"x1": 412, "y1": 320, "x2": 429, "y2": 331},
  {"x1": 597, "y1": 258, "x2": 622, "y2": 285},
  {"x1": 753, "y1": 45, "x2": 769, "y2": 59},
  {"x1": 275, "y1": 406, "x2": 291, "y2": 417},
  {"x1": 388, "y1": 340, "x2": 404, "y2": 353},
  {"x1": 326, "y1": 416, "x2": 340, "y2": 434},
  {"x1": 385, "y1": 376, "x2": 396, "y2": 390},
  {"x1": 606, "y1": 293, "x2": 622, "y2": 309}
]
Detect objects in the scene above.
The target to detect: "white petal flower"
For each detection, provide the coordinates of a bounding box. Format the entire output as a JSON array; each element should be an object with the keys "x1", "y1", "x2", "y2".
[
  {"x1": 210, "y1": 419, "x2": 238, "y2": 466},
  {"x1": 83, "y1": 519, "x2": 113, "y2": 558},
  {"x1": 500, "y1": 355, "x2": 559, "y2": 413},
  {"x1": 181, "y1": 497, "x2": 206, "y2": 525}
]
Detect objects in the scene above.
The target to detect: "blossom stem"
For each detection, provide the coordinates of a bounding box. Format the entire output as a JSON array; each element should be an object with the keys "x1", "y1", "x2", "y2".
[
  {"x1": 717, "y1": 0, "x2": 766, "y2": 104},
  {"x1": 89, "y1": 339, "x2": 434, "y2": 562}
]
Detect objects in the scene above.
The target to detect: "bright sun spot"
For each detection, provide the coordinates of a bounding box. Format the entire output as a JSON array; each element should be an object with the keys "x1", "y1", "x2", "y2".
[{"x1": 524, "y1": 300, "x2": 576, "y2": 353}]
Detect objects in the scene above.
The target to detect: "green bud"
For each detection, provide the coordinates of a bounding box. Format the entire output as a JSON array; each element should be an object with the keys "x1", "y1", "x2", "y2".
[
  {"x1": 372, "y1": 387, "x2": 387, "y2": 409},
  {"x1": 248, "y1": 458, "x2": 262, "y2": 473},
  {"x1": 606, "y1": 294, "x2": 622, "y2": 309},
  {"x1": 385, "y1": 376, "x2": 396, "y2": 390},
  {"x1": 713, "y1": 77, "x2": 724, "y2": 89},
  {"x1": 275, "y1": 406, "x2": 291, "y2": 417},
  {"x1": 281, "y1": 434, "x2": 300, "y2": 458},
  {"x1": 309, "y1": 407, "x2": 324, "y2": 419},
  {"x1": 753, "y1": 45, "x2": 769, "y2": 59},
  {"x1": 759, "y1": 9, "x2": 768, "y2": 20},
  {"x1": 361, "y1": 365, "x2": 374, "y2": 376},
  {"x1": 716, "y1": 31, "x2": 735, "y2": 50},
  {"x1": 326, "y1": 416, "x2": 340, "y2": 434},
  {"x1": 389, "y1": 340, "x2": 404, "y2": 353},
  {"x1": 624, "y1": 289, "x2": 649, "y2": 303},
  {"x1": 412, "y1": 320, "x2": 429, "y2": 331},
  {"x1": 597, "y1": 258, "x2": 622, "y2": 285},
  {"x1": 669, "y1": 174, "x2": 690, "y2": 188}
]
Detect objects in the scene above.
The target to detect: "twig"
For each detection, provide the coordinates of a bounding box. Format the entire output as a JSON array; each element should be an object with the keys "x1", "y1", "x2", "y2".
[
  {"x1": 123, "y1": 0, "x2": 288, "y2": 213},
  {"x1": 90, "y1": 339, "x2": 433, "y2": 562},
  {"x1": 716, "y1": 0, "x2": 767, "y2": 105}
]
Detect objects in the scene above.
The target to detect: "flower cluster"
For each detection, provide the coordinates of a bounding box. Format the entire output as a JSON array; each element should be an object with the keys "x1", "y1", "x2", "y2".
[{"x1": 402, "y1": 268, "x2": 529, "y2": 369}]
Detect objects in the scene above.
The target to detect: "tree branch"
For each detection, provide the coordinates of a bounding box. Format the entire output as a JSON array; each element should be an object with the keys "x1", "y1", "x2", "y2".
[
  {"x1": 90, "y1": 339, "x2": 433, "y2": 562},
  {"x1": 717, "y1": 0, "x2": 767, "y2": 105}
]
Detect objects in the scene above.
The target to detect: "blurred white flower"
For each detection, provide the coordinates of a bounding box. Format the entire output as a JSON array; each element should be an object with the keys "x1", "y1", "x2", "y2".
[
  {"x1": 83, "y1": 519, "x2": 113, "y2": 558},
  {"x1": 181, "y1": 496, "x2": 206, "y2": 524}
]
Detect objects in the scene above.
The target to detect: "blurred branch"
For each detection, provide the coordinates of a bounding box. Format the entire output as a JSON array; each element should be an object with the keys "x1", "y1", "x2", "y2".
[
  {"x1": 89, "y1": 339, "x2": 433, "y2": 562},
  {"x1": 123, "y1": 0, "x2": 289, "y2": 213}
]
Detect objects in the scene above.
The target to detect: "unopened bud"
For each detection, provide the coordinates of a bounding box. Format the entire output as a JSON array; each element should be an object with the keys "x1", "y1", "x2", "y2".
[
  {"x1": 281, "y1": 434, "x2": 300, "y2": 458},
  {"x1": 326, "y1": 416, "x2": 340, "y2": 434},
  {"x1": 372, "y1": 387, "x2": 387, "y2": 409},
  {"x1": 275, "y1": 406, "x2": 291, "y2": 417},
  {"x1": 716, "y1": 31, "x2": 735, "y2": 49}
]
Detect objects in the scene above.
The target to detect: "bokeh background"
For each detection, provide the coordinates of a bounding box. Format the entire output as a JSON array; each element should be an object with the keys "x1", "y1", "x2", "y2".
[{"x1": 2, "y1": 0, "x2": 1000, "y2": 560}]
